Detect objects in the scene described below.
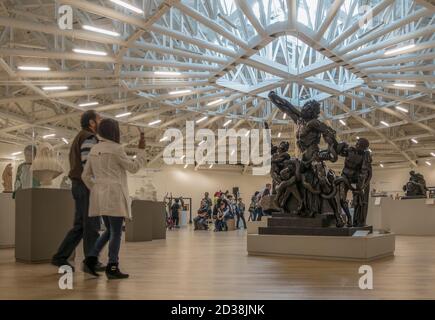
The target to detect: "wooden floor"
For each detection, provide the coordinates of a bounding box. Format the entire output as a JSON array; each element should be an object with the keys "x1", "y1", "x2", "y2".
[{"x1": 1, "y1": 227, "x2": 435, "y2": 300}]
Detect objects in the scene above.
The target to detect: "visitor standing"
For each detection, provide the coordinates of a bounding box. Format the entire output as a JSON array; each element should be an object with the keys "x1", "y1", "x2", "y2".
[
  {"x1": 236, "y1": 198, "x2": 247, "y2": 229},
  {"x1": 171, "y1": 198, "x2": 182, "y2": 228},
  {"x1": 82, "y1": 119, "x2": 146, "y2": 279},
  {"x1": 52, "y1": 110, "x2": 102, "y2": 271}
]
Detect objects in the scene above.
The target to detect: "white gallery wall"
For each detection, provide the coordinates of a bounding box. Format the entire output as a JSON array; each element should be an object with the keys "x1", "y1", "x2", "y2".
[
  {"x1": 371, "y1": 166, "x2": 435, "y2": 195},
  {"x1": 2, "y1": 142, "x2": 433, "y2": 198},
  {"x1": 128, "y1": 166, "x2": 270, "y2": 209}
]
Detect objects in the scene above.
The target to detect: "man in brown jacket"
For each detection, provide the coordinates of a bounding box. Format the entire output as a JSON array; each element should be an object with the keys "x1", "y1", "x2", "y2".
[{"x1": 52, "y1": 110, "x2": 102, "y2": 271}]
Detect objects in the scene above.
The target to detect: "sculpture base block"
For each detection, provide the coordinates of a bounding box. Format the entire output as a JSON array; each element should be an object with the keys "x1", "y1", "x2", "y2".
[
  {"x1": 247, "y1": 217, "x2": 270, "y2": 234},
  {"x1": 259, "y1": 225, "x2": 373, "y2": 236},
  {"x1": 268, "y1": 214, "x2": 336, "y2": 227},
  {"x1": 15, "y1": 188, "x2": 74, "y2": 263},
  {"x1": 401, "y1": 195, "x2": 426, "y2": 199},
  {"x1": 247, "y1": 233, "x2": 395, "y2": 261},
  {"x1": 0, "y1": 193, "x2": 15, "y2": 248}
]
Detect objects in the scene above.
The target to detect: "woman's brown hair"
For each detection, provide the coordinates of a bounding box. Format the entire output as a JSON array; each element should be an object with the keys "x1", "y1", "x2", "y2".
[{"x1": 98, "y1": 118, "x2": 120, "y2": 144}]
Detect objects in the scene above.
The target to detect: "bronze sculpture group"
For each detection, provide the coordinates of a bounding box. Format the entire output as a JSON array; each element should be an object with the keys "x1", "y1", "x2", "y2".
[{"x1": 268, "y1": 91, "x2": 373, "y2": 228}]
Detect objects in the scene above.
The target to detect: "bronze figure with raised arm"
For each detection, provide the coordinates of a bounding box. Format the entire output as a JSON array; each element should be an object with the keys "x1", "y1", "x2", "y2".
[{"x1": 268, "y1": 91, "x2": 338, "y2": 164}]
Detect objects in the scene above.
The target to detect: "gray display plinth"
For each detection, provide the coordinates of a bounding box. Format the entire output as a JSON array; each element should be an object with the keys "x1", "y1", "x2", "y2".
[
  {"x1": 125, "y1": 200, "x2": 166, "y2": 242},
  {"x1": 0, "y1": 193, "x2": 15, "y2": 248},
  {"x1": 367, "y1": 197, "x2": 435, "y2": 235},
  {"x1": 248, "y1": 233, "x2": 395, "y2": 261},
  {"x1": 150, "y1": 201, "x2": 166, "y2": 240},
  {"x1": 15, "y1": 188, "x2": 74, "y2": 263}
]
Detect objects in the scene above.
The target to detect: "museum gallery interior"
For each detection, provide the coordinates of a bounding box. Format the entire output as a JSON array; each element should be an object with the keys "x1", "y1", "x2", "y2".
[{"x1": 0, "y1": 0, "x2": 434, "y2": 300}]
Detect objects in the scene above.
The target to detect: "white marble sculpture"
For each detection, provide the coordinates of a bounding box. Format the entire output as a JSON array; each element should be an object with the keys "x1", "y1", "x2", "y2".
[
  {"x1": 2, "y1": 163, "x2": 13, "y2": 193},
  {"x1": 31, "y1": 142, "x2": 63, "y2": 187},
  {"x1": 132, "y1": 173, "x2": 158, "y2": 201}
]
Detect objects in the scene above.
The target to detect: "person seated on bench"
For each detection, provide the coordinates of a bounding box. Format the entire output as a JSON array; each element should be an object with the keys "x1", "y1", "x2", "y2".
[
  {"x1": 194, "y1": 199, "x2": 209, "y2": 230},
  {"x1": 214, "y1": 201, "x2": 229, "y2": 232}
]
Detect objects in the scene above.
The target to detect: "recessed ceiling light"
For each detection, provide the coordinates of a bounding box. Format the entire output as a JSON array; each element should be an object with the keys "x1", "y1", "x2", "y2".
[
  {"x1": 73, "y1": 48, "x2": 108, "y2": 56},
  {"x1": 395, "y1": 106, "x2": 408, "y2": 113},
  {"x1": 385, "y1": 44, "x2": 415, "y2": 56},
  {"x1": 223, "y1": 119, "x2": 232, "y2": 127},
  {"x1": 207, "y1": 98, "x2": 224, "y2": 106},
  {"x1": 380, "y1": 121, "x2": 390, "y2": 127},
  {"x1": 62, "y1": 138, "x2": 69, "y2": 144},
  {"x1": 82, "y1": 25, "x2": 120, "y2": 37},
  {"x1": 148, "y1": 119, "x2": 162, "y2": 126},
  {"x1": 411, "y1": 138, "x2": 418, "y2": 144},
  {"x1": 154, "y1": 71, "x2": 182, "y2": 76},
  {"x1": 78, "y1": 101, "x2": 99, "y2": 107},
  {"x1": 18, "y1": 66, "x2": 50, "y2": 71},
  {"x1": 393, "y1": 83, "x2": 416, "y2": 88},
  {"x1": 115, "y1": 112, "x2": 131, "y2": 118},
  {"x1": 169, "y1": 89, "x2": 192, "y2": 95},
  {"x1": 339, "y1": 119, "x2": 346, "y2": 126},
  {"x1": 109, "y1": 0, "x2": 144, "y2": 14},
  {"x1": 11, "y1": 151, "x2": 22, "y2": 156},
  {"x1": 43, "y1": 133, "x2": 56, "y2": 139},
  {"x1": 426, "y1": 161, "x2": 432, "y2": 166},
  {"x1": 196, "y1": 116, "x2": 208, "y2": 124},
  {"x1": 42, "y1": 86, "x2": 68, "y2": 91}
]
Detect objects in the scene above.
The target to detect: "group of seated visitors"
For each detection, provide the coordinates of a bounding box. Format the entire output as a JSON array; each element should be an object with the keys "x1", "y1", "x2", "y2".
[{"x1": 194, "y1": 190, "x2": 247, "y2": 232}]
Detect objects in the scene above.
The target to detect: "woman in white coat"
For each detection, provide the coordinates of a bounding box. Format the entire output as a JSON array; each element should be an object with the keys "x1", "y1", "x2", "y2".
[{"x1": 82, "y1": 118, "x2": 146, "y2": 279}]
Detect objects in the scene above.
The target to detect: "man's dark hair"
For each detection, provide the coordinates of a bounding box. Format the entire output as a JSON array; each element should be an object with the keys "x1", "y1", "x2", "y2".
[
  {"x1": 80, "y1": 110, "x2": 98, "y2": 129},
  {"x1": 98, "y1": 118, "x2": 120, "y2": 144}
]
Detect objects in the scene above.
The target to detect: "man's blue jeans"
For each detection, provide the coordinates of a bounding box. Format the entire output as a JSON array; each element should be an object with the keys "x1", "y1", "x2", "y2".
[{"x1": 90, "y1": 216, "x2": 124, "y2": 264}]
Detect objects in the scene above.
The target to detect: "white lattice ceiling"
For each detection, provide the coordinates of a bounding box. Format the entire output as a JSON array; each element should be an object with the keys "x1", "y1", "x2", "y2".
[{"x1": 0, "y1": 0, "x2": 434, "y2": 169}]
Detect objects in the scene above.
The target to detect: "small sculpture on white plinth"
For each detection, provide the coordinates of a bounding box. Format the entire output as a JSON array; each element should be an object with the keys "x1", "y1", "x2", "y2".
[{"x1": 31, "y1": 142, "x2": 64, "y2": 187}]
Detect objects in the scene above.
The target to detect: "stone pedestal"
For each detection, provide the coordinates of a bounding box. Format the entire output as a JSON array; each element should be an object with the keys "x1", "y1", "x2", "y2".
[
  {"x1": 125, "y1": 200, "x2": 166, "y2": 242},
  {"x1": 247, "y1": 216, "x2": 270, "y2": 234},
  {"x1": 0, "y1": 193, "x2": 15, "y2": 248},
  {"x1": 259, "y1": 213, "x2": 373, "y2": 237},
  {"x1": 248, "y1": 232, "x2": 395, "y2": 261},
  {"x1": 150, "y1": 201, "x2": 166, "y2": 240},
  {"x1": 15, "y1": 188, "x2": 74, "y2": 263},
  {"x1": 125, "y1": 200, "x2": 153, "y2": 242},
  {"x1": 367, "y1": 197, "x2": 435, "y2": 235}
]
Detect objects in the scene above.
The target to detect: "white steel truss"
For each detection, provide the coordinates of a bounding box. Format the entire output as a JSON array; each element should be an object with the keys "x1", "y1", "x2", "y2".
[{"x1": 0, "y1": 0, "x2": 433, "y2": 169}]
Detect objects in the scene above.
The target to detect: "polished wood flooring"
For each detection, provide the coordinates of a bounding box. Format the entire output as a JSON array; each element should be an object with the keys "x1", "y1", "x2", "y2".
[{"x1": 1, "y1": 227, "x2": 435, "y2": 300}]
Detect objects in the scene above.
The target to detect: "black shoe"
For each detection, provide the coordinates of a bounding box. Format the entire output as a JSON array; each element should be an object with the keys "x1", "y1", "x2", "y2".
[
  {"x1": 106, "y1": 263, "x2": 129, "y2": 280},
  {"x1": 83, "y1": 256, "x2": 100, "y2": 277},
  {"x1": 95, "y1": 262, "x2": 106, "y2": 272},
  {"x1": 51, "y1": 259, "x2": 75, "y2": 272}
]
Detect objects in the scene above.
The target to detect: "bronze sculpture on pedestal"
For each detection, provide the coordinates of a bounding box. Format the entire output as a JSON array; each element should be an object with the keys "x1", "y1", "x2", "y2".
[
  {"x1": 264, "y1": 91, "x2": 373, "y2": 233},
  {"x1": 403, "y1": 171, "x2": 427, "y2": 198}
]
